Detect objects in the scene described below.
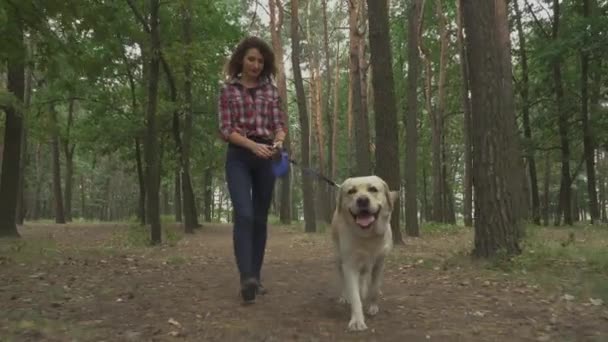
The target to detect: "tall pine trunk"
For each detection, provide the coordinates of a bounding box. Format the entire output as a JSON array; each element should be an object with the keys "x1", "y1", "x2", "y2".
[
  {"x1": 349, "y1": 0, "x2": 371, "y2": 176},
  {"x1": 580, "y1": 0, "x2": 599, "y2": 223},
  {"x1": 50, "y1": 106, "x2": 66, "y2": 224},
  {"x1": 462, "y1": 0, "x2": 523, "y2": 258},
  {"x1": 268, "y1": 0, "x2": 292, "y2": 224},
  {"x1": 514, "y1": 0, "x2": 540, "y2": 225},
  {"x1": 145, "y1": 0, "x2": 162, "y2": 244},
  {"x1": 180, "y1": 0, "x2": 199, "y2": 232},
  {"x1": 404, "y1": 0, "x2": 423, "y2": 236},
  {"x1": 456, "y1": 0, "x2": 473, "y2": 227},
  {"x1": 367, "y1": 0, "x2": 403, "y2": 244},
  {"x1": 62, "y1": 99, "x2": 76, "y2": 222},
  {"x1": 0, "y1": 3, "x2": 25, "y2": 237},
  {"x1": 553, "y1": 0, "x2": 572, "y2": 226},
  {"x1": 291, "y1": 0, "x2": 316, "y2": 232}
]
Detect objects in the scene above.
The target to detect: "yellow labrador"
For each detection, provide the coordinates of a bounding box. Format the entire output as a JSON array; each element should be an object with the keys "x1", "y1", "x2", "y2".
[{"x1": 331, "y1": 175, "x2": 398, "y2": 331}]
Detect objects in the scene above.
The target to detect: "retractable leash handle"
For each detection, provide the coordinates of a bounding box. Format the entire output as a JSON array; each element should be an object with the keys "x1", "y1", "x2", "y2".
[{"x1": 271, "y1": 149, "x2": 291, "y2": 178}]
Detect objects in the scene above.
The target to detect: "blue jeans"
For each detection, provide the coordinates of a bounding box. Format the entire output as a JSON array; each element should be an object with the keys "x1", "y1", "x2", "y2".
[{"x1": 225, "y1": 143, "x2": 276, "y2": 283}]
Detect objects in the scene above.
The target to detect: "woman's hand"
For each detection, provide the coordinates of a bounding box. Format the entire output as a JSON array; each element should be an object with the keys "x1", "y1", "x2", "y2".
[{"x1": 249, "y1": 142, "x2": 274, "y2": 159}]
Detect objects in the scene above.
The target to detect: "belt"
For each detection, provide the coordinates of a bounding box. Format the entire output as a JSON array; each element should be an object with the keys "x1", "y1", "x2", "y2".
[{"x1": 247, "y1": 135, "x2": 273, "y2": 144}]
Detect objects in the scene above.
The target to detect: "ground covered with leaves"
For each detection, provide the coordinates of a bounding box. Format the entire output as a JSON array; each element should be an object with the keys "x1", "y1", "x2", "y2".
[{"x1": 1, "y1": 222, "x2": 607, "y2": 341}]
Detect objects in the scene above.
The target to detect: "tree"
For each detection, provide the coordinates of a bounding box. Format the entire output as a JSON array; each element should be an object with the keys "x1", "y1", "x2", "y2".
[
  {"x1": 145, "y1": 0, "x2": 162, "y2": 244},
  {"x1": 456, "y1": 0, "x2": 473, "y2": 227},
  {"x1": 367, "y1": 0, "x2": 402, "y2": 244},
  {"x1": 404, "y1": 0, "x2": 423, "y2": 237},
  {"x1": 268, "y1": 0, "x2": 292, "y2": 224},
  {"x1": 0, "y1": 1, "x2": 25, "y2": 238},
  {"x1": 580, "y1": 0, "x2": 599, "y2": 224},
  {"x1": 291, "y1": 0, "x2": 316, "y2": 233},
  {"x1": 462, "y1": 0, "x2": 523, "y2": 258},
  {"x1": 348, "y1": 0, "x2": 371, "y2": 176},
  {"x1": 513, "y1": 0, "x2": 541, "y2": 225}
]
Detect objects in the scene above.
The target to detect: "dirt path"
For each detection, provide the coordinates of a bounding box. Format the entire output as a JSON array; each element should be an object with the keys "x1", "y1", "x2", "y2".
[{"x1": 1, "y1": 223, "x2": 607, "y2": 341}]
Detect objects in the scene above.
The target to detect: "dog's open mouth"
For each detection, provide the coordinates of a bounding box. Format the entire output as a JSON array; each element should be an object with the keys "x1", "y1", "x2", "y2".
[{"x1": 350, "y1": 208, "x2": 380, "y2": 229}]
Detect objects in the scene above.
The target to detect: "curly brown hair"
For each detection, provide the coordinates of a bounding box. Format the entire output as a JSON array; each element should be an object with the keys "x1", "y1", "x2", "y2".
[{"x1": 225, "y1": 36, "x2": 277, "y2": 81}]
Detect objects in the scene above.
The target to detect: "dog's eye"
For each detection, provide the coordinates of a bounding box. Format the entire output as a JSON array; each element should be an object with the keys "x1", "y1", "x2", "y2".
[
  {"x1": 347, "y1": 188, "x2": 357, "y2": 195},
  {"x1": 368, "y1": 186, "x2": 378, "y2": 193}
]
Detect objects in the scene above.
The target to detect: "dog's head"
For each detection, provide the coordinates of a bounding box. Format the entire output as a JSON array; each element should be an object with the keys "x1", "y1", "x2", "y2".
[{"x1": 336, "y1": 176, "x2": 398, "y2": 233}]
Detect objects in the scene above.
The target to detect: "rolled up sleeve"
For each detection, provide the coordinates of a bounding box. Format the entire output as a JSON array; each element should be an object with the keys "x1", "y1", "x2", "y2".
[{"x1": 218, "y1": 86, "x2": 238, "y2": 141}]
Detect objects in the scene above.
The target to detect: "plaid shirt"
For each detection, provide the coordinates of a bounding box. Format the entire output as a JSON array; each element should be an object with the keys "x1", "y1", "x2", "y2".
[{"x1": 218, "y1": 77, "x2": 286, "y2": 141}]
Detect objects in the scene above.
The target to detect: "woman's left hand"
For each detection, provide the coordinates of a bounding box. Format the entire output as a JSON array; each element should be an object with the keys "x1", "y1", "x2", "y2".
[{"x1": 272, "y1": 140, "x2": 283, "y2": 151}]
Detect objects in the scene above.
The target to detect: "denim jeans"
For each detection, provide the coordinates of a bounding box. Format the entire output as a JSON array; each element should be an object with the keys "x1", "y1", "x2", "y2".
[{"x1": 225, "y1": 143, "x2": 276, "y2": 283}]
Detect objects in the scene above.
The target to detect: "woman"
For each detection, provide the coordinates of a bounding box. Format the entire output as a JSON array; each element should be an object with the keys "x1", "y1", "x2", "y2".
[{"x1": 217, "y1": 36, "x2": 287, "y2": 304}]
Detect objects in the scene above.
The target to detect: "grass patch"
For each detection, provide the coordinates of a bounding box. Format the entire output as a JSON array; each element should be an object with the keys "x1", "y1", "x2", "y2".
[
  {"x1": 489, "y1": 225, "x2": 608, "y2": 301},
  {"x1": 421, "y1": 222, "x2": 469, "y2": 235},
  {"x1": 107, "y1": 222, "x2": 183, "y2": 249},
  {"x1": 0, "y1": 237, "x2": 59, "y2": 264}
]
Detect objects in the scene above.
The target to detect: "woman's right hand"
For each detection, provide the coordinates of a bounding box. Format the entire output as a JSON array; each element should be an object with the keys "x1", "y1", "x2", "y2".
[{"x1": 249, "y1": 142, "x2": 274, "y2": 159}]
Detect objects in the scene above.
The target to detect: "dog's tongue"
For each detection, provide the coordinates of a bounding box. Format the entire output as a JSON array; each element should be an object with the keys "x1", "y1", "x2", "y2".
[{"x1": 356, "y1": 214, "x2": 375, "y2": 228}]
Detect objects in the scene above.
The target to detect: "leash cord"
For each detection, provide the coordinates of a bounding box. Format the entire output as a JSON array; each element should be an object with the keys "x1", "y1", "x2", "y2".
[{"x1": 287, "y1": 159, "x2": 340, "y2": 188}]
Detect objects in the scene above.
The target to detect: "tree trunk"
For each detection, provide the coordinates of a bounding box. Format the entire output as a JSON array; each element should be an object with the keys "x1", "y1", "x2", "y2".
[
  {"x1": 321, "y1": 0, "x2": 336, "y2": 221},
  {"x1": 513, "y1": 0, "x2": 540, "y2": 225},
  {"x1": 80, "y1": 174, "x2": 86, "y2": 220},
  {"x1": 599, "y1": 150, "x2": 607, "y2": 222},
  {"x1": 552, "y1": 0, "x2": 572, "y2": 226},
  {"x1": 181, "y1": 0, "x2": 199, "y2": 232},
  {"x1": 203, "y1": 168, "x2": 213, "y2": 222},
  {"x1": 580, "y1": 0, "x2": 599, "y2": 224},
  {"x1": 462, "y1": 0, "x2": 523, "y2": 258},
  {"x1": 16, "y1": 35, "x2": 34, "y2": 225},
  {"x1": 174, "y1": 171, "x2": 182, "y2": 222},
  {"x1": 419, "y1": 14, "x2": 445, "y2": 223},
  {"x1": 50, "y1": 106, "x2": 66, "y2": 224},
  {"x1": 436, "y1": 0, "x2": 453, "y2": 224},
  {"x1": 456, "y1": 0, "x2": 473, "y2": 227},
  {"x1": 62, "y1": 99, "x2": 76, "y2": 222},
  {"x1": 145, "y1": 0, "x2": 162, "y2": 244},
  {"x1": 268, "y1": 0, "x2": 292, "y2": 224},
  {"x1": 331, "y1": 43, "x2": 341, "y2": 183},
  {"x1": 349, "y1": 0, "x2": 371, "y2": 176},
  {"x1": 404, "y1": 0, "x2": 423, "y2": 236},
  {"x1": 0, "y1": 4, "x2": 24, "y2": 237},
  {"x1": 291, "y1": 0, "x2": 316, "y2": 232},
  {"x1": 367, "y1": 0, "x2": 403, "y2": 244},
  {"x1": 134, "y1": 138, "x2": 146, "y2": 225}
]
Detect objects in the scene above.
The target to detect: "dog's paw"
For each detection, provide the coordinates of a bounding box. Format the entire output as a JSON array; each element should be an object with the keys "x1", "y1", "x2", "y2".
[
  {"x1": 367, "y1": 304, "x2": 379, "y2": 316},
  {"x1": 347, "y1": 318, "x2": 368, "y2": 331}
]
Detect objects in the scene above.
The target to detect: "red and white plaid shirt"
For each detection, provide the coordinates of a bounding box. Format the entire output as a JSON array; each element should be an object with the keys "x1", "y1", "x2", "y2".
[{"x1": 218, "y1": 77, "x2": 287, "y2": 141}]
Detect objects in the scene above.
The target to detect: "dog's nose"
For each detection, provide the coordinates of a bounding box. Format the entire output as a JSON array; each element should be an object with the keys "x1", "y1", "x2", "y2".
[{"x1": 356, "y1": 196, "x2": 370, "y2": 207}]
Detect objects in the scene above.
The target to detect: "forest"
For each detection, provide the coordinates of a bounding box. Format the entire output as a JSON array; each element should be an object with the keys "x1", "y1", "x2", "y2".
[{"x1": 1, "y1": 0, "x2": 607, "y2": 340}]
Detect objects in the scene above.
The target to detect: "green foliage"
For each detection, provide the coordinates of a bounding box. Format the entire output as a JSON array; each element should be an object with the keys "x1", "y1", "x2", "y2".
[
  {"x1": 110, "y1": 220, "x2": 183, "y2": 248},
  {"x1": 0, "y1": 238, "x2": 59, "y2": 264},
  {"x1": 489, "y1": 225, "x2": 608, "y2": 301}
]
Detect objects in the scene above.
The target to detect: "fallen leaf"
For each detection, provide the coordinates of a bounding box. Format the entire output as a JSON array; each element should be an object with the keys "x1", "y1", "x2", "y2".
[
  {"x1": 537, "y1": 333, "x2": 551, "y2": 341},
  {"x1": 562, "y1": 294, "x2": 575, "y2": 301},
  {"x1": 168, "y1": 318, "x2": 182, "y2": 328},
  {"x1": 589, "y1": 298, "x2": 603, "y2": 306}
]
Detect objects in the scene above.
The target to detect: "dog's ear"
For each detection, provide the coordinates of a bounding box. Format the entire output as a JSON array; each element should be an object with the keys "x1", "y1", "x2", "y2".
[
  {"x1": 336, "y1": 187, "x2": 343, "y2": 209},
  {"x1": 382, "y1": 180, "x2": 399, "y2": 210}
]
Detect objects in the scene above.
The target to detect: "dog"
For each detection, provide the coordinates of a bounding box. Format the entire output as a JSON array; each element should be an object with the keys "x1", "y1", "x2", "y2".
[{"x1": 331, "y1": 175, "x2": 398, "y2": 331}]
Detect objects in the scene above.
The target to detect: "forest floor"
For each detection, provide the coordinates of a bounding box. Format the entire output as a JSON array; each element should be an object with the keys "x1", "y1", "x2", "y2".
[{"x1": 1, "y1": 221, "x2": 608, "y2": 341}]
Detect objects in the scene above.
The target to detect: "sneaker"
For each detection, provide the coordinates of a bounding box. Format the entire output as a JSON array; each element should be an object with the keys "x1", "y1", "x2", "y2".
[{"x1": 240, "y1": 278, "x2": 257, "y2": 304}]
